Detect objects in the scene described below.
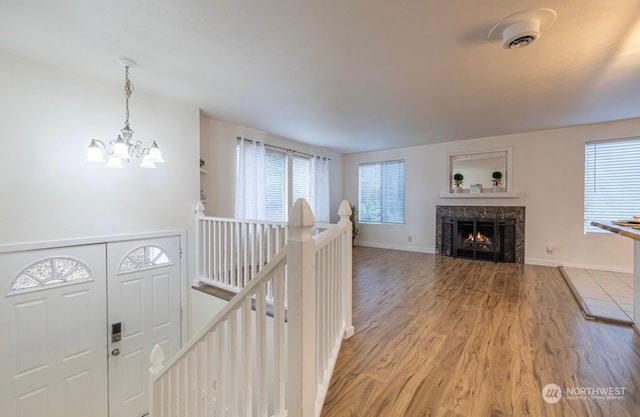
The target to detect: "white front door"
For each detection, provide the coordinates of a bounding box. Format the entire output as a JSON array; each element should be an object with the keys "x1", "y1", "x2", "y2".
[
  {"x1": 106, "y1": 236, "x2": 182, "y2": 417},
  {"x1": 0, "y1": 244, "x2": 108, "y2": 417}
]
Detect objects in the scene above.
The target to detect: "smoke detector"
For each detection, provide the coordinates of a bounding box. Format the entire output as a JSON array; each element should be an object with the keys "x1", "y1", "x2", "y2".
[{"x1": 488, "y1": 8, "x2": 557, "y2": 49}]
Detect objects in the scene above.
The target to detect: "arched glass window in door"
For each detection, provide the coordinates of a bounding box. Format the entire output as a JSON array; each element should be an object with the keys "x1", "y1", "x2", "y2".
[
  {"x1": 10, "y1": 257, "x2": 93, "y2": 294},
  {"x1": 118, "y1": 245, "x2": 173, "y2": 274}
]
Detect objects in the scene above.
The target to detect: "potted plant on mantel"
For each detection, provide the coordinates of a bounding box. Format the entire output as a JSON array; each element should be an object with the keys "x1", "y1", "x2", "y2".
[
  {"x1": 350, "y1": 204, "x2": 359, "y2": 246},
  {"x1": 453, "y1": 173, "x2": 463, "y2": 193},
  {"x1": 491, "y1": 171, "x2": 503, "y2": 192}
]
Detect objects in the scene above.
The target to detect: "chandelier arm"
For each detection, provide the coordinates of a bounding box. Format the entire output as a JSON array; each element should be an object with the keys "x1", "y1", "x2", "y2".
[
  {"x1": 131, "y1": 142, "x2": 146, "y2": 158},
  {"x1": 91, "y1": 139, "x2": 113, "y2": 155}
]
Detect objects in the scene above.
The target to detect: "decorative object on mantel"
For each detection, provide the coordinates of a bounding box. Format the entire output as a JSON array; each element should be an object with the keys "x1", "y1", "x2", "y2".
[
  {"x1": 85, "y1": 58, "x2": 165, "y2": 168},
  {"x1": 470, "y1": 183, "x2": 482, "y2": 193},
  {"x1": 492, "y1": 171, "x2": 503, "y2": 192},
  {"x1": 453, "y1": 173, "x2": 463, "y2": 193}
]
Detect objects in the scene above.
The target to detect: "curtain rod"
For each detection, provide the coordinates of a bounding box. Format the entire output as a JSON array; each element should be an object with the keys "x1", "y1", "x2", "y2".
[{"x1": 237, "y1": 137, "x2": 330, "y2": 160}]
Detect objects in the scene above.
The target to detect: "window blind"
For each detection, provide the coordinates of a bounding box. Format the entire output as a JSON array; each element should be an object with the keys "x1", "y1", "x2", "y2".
[
  {"x1": 264, "y1": 150, "x2": 287, "y2": 221},
  {"x1": 359, "y1": 160, "x2": 405, "y2": 224},
  {"x1": 584, "y1": 138, "x2": 640, "y2": 233},
  {"x1": 292, "y1": 155, "x2": 311, "y2": 207}
]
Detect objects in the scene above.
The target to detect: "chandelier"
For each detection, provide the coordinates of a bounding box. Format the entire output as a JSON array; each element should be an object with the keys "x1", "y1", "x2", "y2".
[{"x1": 86, "y1": 59, "x2": 164, "y2": 168}]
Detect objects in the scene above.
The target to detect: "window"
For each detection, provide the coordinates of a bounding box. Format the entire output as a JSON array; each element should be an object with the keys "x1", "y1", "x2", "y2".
[
  {"x1": 292, "y1": 155, "x2": 311, "y2": 205},
  {"x1": 359, "y1": 160, "x2": 405, "y2": 224},
  {"x1": 584, "y1": 138, "x2": 640, "y2": 233},
  {"x1": 264, "y1": 150, "x2": 287, "y2": 221},
  {"x1": 236, "y1": 139, "x2": 329, "y2": 222},
  {"x1": 119, "y1": 245, "x2": 173, "y2": 274},
  {"x1": 10, "y1": 257, "x2": 92, "y2": 294}
]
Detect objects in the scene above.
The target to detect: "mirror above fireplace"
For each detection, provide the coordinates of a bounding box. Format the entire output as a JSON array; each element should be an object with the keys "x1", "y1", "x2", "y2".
[{"x1": 444, "y1": 147, "x2": 519, "y2": 198}]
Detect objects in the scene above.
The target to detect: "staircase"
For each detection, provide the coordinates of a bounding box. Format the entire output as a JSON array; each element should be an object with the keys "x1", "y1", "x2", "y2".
[{"x1": 148, "y1": 199, "x2": 354, "y2": 417}]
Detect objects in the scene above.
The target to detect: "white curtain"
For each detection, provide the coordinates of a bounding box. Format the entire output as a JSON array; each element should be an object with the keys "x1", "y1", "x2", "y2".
[
  {"x1": 235, "y1": 139, "x2": 265, "y2": 219},
  {"x1": 310, "y1": 156, "x2": 330, "y2": 223}
]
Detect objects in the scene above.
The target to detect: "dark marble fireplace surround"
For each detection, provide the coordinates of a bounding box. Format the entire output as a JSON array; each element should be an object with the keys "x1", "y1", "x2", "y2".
[{"x1": 436, "y1": 205, "x2": 525, "y2": 263}]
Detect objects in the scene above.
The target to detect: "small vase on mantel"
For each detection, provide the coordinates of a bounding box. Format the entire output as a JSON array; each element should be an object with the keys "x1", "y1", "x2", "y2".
[
  {"x1": 492, "y1": 185, "x2": 500, "y2": 193},
  {"x1": 454, "y1": 186, "x2": 461, "y2": 193}
]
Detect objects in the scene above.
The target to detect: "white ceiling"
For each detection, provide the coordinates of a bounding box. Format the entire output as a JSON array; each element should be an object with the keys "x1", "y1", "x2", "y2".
[{"x1": 2, "y1": 0, "x2": 640, "y2": 153}]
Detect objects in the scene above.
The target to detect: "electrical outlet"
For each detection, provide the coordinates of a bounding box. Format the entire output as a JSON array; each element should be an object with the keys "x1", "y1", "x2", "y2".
[
  {"x1": 408, "y1": 236, "x2": 413, "y2": 242},
  {"x1": 546, "y1": 244, "x2": 554, "y2": 254}
]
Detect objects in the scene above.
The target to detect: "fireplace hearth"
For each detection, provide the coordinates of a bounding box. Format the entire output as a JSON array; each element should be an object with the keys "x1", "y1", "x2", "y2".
[{"x1": 436, "y1": 206, "x2": 525, "y2": 263}]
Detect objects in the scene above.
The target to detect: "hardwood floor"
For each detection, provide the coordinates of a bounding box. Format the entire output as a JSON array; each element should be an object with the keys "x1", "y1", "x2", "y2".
[{"x1": 320, "y1": 247, "x2": 640, "y2": 417}]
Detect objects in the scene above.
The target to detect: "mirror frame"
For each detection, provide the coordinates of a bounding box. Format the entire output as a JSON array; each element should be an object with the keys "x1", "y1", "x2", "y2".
[{"x1": 447, "y1": 147, "x2": 512, "y2": 193}]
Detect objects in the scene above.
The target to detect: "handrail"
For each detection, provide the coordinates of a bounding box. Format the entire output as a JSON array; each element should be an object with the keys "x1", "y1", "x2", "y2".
[
  {"x1": 156, "y1": 249, "x2": 287, "y2": 377},
  {"x1": 150, "y1": 199, "x2": 354, "y2": 417}
]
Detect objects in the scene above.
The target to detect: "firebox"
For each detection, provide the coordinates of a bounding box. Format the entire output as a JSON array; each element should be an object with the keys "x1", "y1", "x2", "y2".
[{"x1": 441, "y1": 217, "x2": 516, "y2": 262}]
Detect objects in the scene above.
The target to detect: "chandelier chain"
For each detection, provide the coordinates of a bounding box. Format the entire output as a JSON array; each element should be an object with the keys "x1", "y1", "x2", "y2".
[{"x1": 124, "y1": 66, "x2": 135, "y2": 129}]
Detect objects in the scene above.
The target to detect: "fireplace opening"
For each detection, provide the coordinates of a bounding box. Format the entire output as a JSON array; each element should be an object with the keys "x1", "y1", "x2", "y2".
[
  {"x1": 441, "y1": 217, "x2": 516, "y2": 263},
  {"x1": 455, "y1": 219, "x2": 501, "y2": 261}
]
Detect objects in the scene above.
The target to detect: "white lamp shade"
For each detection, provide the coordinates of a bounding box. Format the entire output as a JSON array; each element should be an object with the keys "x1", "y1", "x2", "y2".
[
  {"x1": 113, "y1": 136, "x2": 129, "y2": 159},
  {"x1": 106, "y1": 155, "x2": 124, "y2": 168},
  {"x1": 148, "y1": 141, "x2": 165, "y2": 163},
  {"x1": 85, "y1": 140, "x2": 105, "y2": 163},
  {"x1": 140, "y1": 154, "x2": 157, "y2": 168}
]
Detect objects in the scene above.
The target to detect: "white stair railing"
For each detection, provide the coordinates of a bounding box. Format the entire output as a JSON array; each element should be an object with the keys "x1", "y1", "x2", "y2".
[
  {"x1": 149, "y1": 199, "x2": 354, "y2": 417},
  {"x1": 195, "y1": 201, "x2": 288, "y2": 293}
]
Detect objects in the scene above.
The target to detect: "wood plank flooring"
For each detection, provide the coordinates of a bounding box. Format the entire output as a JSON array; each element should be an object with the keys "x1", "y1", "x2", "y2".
[{"x1": 320, "y1": 247, "x2": 640, "y2": 417}]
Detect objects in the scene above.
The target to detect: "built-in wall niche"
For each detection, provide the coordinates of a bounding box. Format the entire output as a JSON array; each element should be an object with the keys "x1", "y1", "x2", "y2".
[{"x1": 443, "y1": 147, "x2": 519, "y2": 198}]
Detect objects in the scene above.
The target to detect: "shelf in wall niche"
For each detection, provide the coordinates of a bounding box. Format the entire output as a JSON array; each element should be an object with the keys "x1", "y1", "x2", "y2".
[
  {"x1": 439, "y1": 192, "x2": 521, "y2": 198},
  {"x1": 200, "y1": 168, "x2": 208, "y2": 175}
]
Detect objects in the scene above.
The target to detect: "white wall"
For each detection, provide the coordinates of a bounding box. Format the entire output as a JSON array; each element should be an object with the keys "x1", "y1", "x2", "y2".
[
  {"x1": 0, "y1": 51, "x2": 201, "y2": 330},
  {"x1": 344, "y1": 119, "x2": 640, "y2": 272},
  {"x1": 200, "y1": 116, "x2": 344, "y2": 222}
]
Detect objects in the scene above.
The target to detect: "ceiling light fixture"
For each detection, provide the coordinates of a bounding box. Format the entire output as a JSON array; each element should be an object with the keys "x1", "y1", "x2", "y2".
[
  {"x1": 488, "y1": 8, "x2": 557, "y2": 49},
  {"x1": 86, "y1": 59, "x2": 164, "y2": 168}
]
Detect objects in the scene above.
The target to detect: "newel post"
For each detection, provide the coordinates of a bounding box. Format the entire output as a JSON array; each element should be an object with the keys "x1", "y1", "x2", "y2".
[
  {"x1": 148, "y1": 344, "x2": 166, "y2": 417},
  {"x1": 194, "y1": 201, "x2": 205, "y2": 286},
  {"x1": 338, "y1": 200, "x2": 355, "y2": 339},
  {"x1": 287, "y1": 198, "x2": 317, "y2": 417}
]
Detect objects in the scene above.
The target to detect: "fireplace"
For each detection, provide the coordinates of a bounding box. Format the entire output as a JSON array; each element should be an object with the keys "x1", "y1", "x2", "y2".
[{"x1": 436, "y1": 206, "x2": 525, "y2": 263}]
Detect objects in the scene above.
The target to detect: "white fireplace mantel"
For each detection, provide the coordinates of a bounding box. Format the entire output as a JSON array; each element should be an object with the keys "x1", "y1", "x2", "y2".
[{"x1": 439, "y1": 192, "x2": 521, "y2": 199}]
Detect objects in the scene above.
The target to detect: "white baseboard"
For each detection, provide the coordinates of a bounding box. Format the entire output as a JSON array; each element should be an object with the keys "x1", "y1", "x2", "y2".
[
  {"x1": 525, "y1": 258, "x2": 560, "y2": 267},
  {"x1": 523, "y1": 258, "x2": 633, "y2": 274},
  {"x1": 558, "y1": 262, "x2": 632, "y2": 274},
  {"x1": 355, "y1": 241, "x2": 435, "y2": 254}
]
